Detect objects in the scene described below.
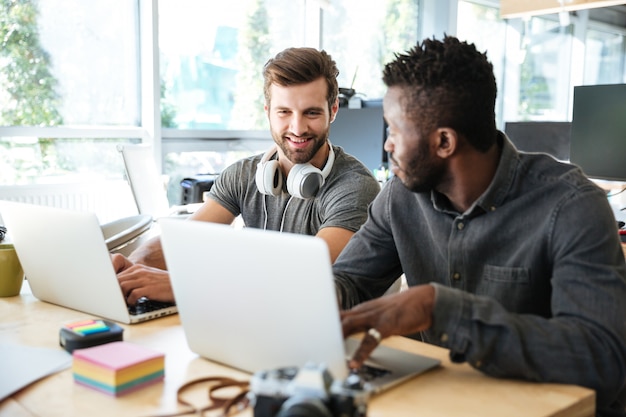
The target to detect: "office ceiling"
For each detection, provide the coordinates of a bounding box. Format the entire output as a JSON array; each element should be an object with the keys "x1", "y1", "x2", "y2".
[
  {"x1": 587, "y1": 4, "x2": 626, "y2": 27},
  {"x1": 496, "y1": 0, "x2": 626, "y2": 26}
]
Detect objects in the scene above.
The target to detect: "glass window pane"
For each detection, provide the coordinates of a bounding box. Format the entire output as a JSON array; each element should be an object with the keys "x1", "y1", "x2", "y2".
[
  {"x1": 517, "y1": 17, "x2": 573, "y2": 120},
  {"x1": 0, "y1": 137, "x2": 139, "y2": 185},
  {"x1": 457, "y1": 1, "x2": 507, "y2": 127},
  {"x1": 584, "y1": 27, "x2": 625, "y2": 85},
  {"x1": 159, "y1": 0, "x2": 304, "y2": 130},
  {"x1": 321, "y1": 0, "x2": 419, "y2": 100},
  {"x1": 0, "y1": 0, "x2": 139, "y2": 127},
  {"x1": 163, "y1": 141, "x2": 268, "y2": 204}
]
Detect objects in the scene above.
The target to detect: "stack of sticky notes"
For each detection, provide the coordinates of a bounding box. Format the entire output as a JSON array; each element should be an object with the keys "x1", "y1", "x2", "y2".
[
  {"x1": 72, "y1": 341, "x2": 165, "y2": 396},
  {"x1": 60, "y1": 319, "x2": 124, "y2": 353}
]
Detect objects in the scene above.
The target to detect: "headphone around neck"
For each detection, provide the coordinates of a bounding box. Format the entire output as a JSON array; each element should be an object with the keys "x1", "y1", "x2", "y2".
[{"x1": 255, "y1": 142, "x2": 335, "y2": 199}]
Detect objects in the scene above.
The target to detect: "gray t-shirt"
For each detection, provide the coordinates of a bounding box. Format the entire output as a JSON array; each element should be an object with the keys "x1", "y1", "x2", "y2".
[{"x1": 207, "y1": 145, "x2": 380, "y2": 235}]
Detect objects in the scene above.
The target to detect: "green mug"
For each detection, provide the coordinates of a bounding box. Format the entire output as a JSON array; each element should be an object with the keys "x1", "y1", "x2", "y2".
[{"x1": 0, "y1": 242, "x2": 24, "y2": 297}]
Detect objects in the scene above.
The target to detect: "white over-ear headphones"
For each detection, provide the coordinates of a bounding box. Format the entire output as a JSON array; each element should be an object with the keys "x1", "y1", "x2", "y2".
[{"x1": 255, "y1": 142, "x2": 335, "y2": 199}]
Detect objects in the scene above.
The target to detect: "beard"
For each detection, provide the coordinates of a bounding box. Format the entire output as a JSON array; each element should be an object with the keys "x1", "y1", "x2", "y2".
[
  {"x1": 270, "y1": 126, "x2": 329, "y2": 165},
  {"x1": 390, "y1": 138, "x2": 446, "y2": 193}
]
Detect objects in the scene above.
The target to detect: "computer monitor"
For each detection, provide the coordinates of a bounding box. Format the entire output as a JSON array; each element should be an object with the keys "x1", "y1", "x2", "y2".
[
  {"x1": 570, "y1": 84, "x2": 626, "y2": 182},
  {"x1": 331, "y1": 100, "x2": 386, "y2": 173},
  {"x1": 504, "y1": 121, "x2": 571, "y2": 161}
]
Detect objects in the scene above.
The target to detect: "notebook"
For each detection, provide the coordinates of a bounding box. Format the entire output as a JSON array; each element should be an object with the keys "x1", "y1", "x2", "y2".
[
  {"x1": 159, "y1": 218, "x2": 440, "y2": 394},
  {"x1": 0, "y1": 201, "x2": 177, "y2": 324}
]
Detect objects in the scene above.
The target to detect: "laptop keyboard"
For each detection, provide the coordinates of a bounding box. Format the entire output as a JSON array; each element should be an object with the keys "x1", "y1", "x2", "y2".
[
  {"x1": 128, "y1": 297, "x2": 175, "y2": 316},
  {"x1": 350, "y1": 362, "x2": 392, "y2": 382}
]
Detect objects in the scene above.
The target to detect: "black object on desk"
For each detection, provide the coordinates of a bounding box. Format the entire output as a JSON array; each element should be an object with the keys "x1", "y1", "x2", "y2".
[
  {"x1": 180, "y1": 174, "x2": 218, "y2": 204},
  {"x1": 59, "y1": 319, "x2": 124, "y2": 353}
]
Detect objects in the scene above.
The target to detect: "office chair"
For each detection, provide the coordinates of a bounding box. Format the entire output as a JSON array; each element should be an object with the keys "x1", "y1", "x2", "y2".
[{"x1": 101, "y1": 213, "x2": 153, "y2": 257}]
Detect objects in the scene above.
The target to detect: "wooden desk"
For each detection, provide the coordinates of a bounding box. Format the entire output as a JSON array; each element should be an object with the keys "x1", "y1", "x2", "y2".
[{"x1": 0, "y1": 284, "x2": 595, "y2": 417}]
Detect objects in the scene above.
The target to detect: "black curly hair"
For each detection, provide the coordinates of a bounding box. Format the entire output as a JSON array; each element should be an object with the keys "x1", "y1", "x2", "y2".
[{"x1": 382, "y1": 35, "x2": 497, "y2": 152}]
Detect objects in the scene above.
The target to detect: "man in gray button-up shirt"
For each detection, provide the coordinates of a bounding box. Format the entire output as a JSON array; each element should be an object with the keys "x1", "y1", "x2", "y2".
[{"x1": 336, "y1": 35, "x2": 626, "y2": 417}]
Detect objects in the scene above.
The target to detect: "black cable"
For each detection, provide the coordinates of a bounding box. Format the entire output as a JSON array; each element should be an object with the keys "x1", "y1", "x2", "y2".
[{"x1": 606, "y1": 187, "x2": 626, "y2": 198}]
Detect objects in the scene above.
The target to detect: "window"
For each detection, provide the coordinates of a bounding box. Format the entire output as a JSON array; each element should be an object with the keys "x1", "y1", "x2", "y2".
[
  {"x1": 2, "y1": 0, "x2": 626, "y2": 217},
  {"x1": 158, "y1": 0, "x2": 310, "y2": 199},
  {"x1": 458, "y1": 1, "x2": 576, "y2": 123},
  {"x1": 0, "y1": 0, "x2": 139, "y2": 127},
  {"x1": 0, "y1": 0, "x2": 140, "y2": 188},
  {"x1": 161, "y1": 0, "x2": 421, "y2": 201},
  {"x1": 584, "y1": 24, "x2": 626, "y2": 85},
  {"x1": 158, "y1": 0, "x2": 305, "y2": 131},
  {"x1": 517, "y1": 17, "x2": 574, "y2": 120},
  {"x1": 162, "y1": 138, "x2": 271, "y2": 204},
  {"x1": 321, "y1": 0, "x2": 419, "y2": 100},
  {"x1": 457, "y1": 0, "x2": 507, "y2": 127}
]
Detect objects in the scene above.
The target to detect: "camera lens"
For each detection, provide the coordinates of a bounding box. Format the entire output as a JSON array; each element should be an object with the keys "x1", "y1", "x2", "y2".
[{"x1": 276, "y1": 397, "x2": 333, "y2": 417}]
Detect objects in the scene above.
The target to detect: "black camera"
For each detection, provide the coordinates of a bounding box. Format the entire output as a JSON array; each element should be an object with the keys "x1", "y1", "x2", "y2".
[{"x1": 249, "y1": 363, "x2": 369, "y2": 417}]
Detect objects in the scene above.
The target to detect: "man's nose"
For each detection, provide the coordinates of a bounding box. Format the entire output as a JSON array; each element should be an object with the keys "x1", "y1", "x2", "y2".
[{"x1": 289, "y1": 115, "x2": 308, "y2": 137}]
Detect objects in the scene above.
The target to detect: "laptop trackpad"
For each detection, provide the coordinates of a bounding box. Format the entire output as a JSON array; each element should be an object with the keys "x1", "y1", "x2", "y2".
[{"x1": 344, "y1": 338, "x2": 441, "y2": 394}]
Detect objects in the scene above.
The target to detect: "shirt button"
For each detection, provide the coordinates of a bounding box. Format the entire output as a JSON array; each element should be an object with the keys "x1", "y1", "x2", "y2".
[
  {"x1": 452, "y1": 272, "x2": 461, "y2": 280},
  {"x1": 474, "y1": 360, "x2": 483, "y2": 368},
  {"x1": 440, "y1": 333, "x2": 449, "y2": 343},
  {"x1": 457, "y1": 222, "x2": 465, "y2": 230},
  {"x1": 490, "y1": 206, "x2": 496, "y2": 212}
]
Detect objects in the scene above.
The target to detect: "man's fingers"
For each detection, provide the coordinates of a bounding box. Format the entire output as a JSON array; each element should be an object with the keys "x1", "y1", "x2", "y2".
[
  {"x1": 348, "y1": 329, "x2": 384, "y2": 369},
  {"x1": 340, "y1": 299, "x2": 389, "y2": 337}
]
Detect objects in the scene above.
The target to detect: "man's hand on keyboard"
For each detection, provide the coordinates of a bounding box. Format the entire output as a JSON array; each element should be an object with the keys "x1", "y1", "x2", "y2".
[
  {"x1": 115, "y1": 260, "x2": 176, "y2": 305},
  {"x1": 340, "y1": 285, "x2": 435, "y2": 370}
]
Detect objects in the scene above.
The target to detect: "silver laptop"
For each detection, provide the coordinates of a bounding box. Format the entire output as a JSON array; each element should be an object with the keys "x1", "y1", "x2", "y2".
[
  {"x1": 159, "y1": 218, "x2": 440, "y2": 393},
  {"x1": 117, "y1": 144, "x2": 200, "y2": 219},
  {"x1": 0, "y1": 201, "x2": 177, "y2": 324}
]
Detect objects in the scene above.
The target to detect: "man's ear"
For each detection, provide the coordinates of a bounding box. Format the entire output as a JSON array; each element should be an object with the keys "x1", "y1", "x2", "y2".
[
  {"x1": 435, "y1": 128, "x2": 457, "y2": 158},
  {"x1": 329, "y1": 98, "x2": 339, "y2": 123}
]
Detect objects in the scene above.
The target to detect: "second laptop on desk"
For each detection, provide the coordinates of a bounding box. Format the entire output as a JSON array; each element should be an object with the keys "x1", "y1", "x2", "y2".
[
  {"x1": 0, "y1": 201, "x2": 177, "y2": 324},
  {"x1": 159, "y1": 218, "x2": 440, "y2": 393}
]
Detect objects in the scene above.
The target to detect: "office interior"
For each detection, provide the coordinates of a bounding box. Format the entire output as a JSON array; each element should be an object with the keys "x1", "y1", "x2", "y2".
[
  {"x1": 0, "y1": 0, "x2": 625, "y2": 227},
  {"x1": 1, "y1": 2, "x2": 626, "y2": 415}
]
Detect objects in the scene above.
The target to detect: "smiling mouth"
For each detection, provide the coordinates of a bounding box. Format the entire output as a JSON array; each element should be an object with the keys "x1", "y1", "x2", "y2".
[{"x1": 287, "y1": 136, "x2": 311, "y2": 143}]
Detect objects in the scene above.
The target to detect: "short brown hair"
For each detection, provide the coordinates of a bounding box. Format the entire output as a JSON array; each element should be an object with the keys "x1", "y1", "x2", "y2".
[{"x1": 263, "y1": 47, "x2": 339, "y2": 113}]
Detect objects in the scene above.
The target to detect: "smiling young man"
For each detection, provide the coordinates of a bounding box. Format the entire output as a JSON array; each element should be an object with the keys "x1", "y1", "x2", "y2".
[
  {"x1": 112, "y1": 47, "x2": 380, "y2": 305},
  {"x1": 335, "y1": 36, "x2": 626, "y2": 416}
]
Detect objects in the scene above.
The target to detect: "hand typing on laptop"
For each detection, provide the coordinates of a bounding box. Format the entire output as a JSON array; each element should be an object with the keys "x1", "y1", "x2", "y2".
[
  {"x1": 0, "y1": 201, "x2": 177, "y2": 324},
  {"x1": 341, "y1": 286, "x2": 435, "y2": 370},
  {"x1": 112, "y1": 252, "x2": 176, "y2": 304}
]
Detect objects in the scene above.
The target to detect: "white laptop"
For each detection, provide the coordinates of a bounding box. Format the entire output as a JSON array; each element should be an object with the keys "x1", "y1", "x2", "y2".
[
  {"x1": 117, "y1": 144, "x2": 201, "y2": 218},
  {"x1": 0, "y1": 201, "x2": 177, "y2": 324},
  {"x1": 159, "y1": 218, "x2": 440, "y2": 393}
]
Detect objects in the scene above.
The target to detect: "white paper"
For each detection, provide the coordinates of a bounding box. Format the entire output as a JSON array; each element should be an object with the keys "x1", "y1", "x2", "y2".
[{"x1": 0, "y1": 344, "x2": 72, "y2": 401}]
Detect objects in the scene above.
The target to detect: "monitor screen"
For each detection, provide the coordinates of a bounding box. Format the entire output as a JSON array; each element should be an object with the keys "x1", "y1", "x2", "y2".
[
  {"x1": 504, "y1": 121, "x2": 571, "y2": 161},
  {"x1": 331, "y1": 100, "x2": 386, "y2": 173},
  {"x1": 570, "y1": 84, "x2": 626, "y2": 182}
]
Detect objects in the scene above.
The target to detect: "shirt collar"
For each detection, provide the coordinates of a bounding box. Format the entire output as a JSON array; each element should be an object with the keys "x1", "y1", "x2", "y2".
[
  {"x1": 476, "y1": 131, "x2": 519, "y2": 213},
  {"x1": 431, "y1": 131, "x2": 519, "y2": 216}
]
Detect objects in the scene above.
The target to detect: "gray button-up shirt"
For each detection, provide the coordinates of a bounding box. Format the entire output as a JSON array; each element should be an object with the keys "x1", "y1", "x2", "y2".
[{"x1": 334, "y1": 133, "x2": 626, "y2": 416}]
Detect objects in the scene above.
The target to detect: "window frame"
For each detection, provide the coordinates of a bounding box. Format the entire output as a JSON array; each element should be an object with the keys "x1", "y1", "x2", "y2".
[{"x1": 1, "y1": 0, "x2": 626, "y2": 178}]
